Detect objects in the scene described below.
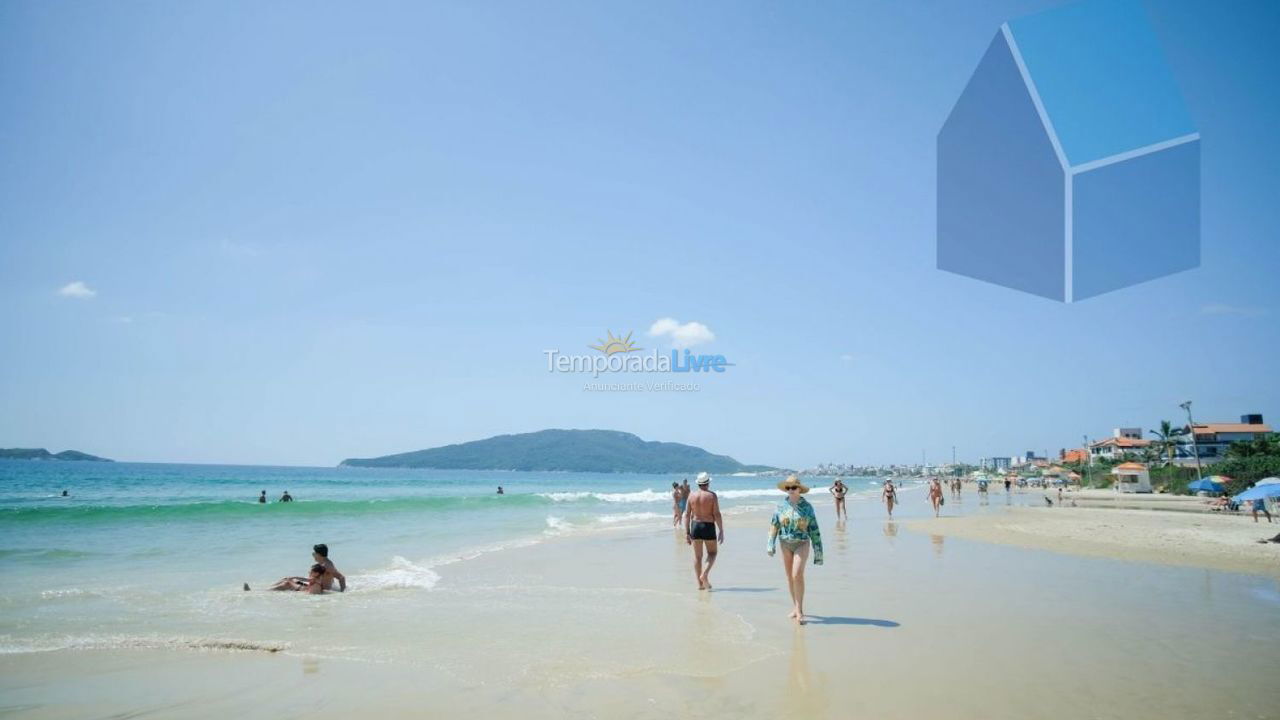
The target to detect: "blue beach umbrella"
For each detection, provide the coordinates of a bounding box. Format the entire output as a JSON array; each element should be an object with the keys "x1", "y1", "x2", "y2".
[
  {"x1": 1233, "y1": 484, "x2": 1280, "y2": 503},
  {"x1": 1187, "y1": 478, "x2": 1223, "y2": 493}
]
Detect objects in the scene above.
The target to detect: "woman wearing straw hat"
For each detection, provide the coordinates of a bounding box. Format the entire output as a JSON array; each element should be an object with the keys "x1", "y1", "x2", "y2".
[{"x1": 767, "y1": 475, "x2": 824, "y2": 624}]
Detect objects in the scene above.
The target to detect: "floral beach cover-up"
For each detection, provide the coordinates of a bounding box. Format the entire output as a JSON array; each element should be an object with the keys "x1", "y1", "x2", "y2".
[{"x1": 767, "y1": 498, "x2": 824, "y2": 565}]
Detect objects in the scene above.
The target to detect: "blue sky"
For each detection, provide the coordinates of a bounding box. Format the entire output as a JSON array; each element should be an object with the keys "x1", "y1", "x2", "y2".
[{"x1": 1, "y1": 0, "x2": 1277, "y2": 468}]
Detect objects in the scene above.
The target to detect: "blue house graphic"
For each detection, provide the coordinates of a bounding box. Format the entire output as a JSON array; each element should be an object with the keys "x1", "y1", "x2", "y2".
[{"x1": 938, "y1": 0, "x2": 1199, "y2": 302}]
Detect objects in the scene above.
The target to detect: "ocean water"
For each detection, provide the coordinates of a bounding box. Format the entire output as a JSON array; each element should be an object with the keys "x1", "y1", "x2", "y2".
[{"x1": 0, "y1": 459, "x2": 881, "y2": 656}]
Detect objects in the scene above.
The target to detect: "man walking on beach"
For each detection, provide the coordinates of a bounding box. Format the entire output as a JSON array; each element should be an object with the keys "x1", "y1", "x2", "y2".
[{"x1": 684, "y1": 472, "x2": 724, "y2": 590}]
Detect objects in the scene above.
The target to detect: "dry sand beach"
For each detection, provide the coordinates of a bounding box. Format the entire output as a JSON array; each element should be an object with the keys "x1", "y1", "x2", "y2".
[
  {"x1": 906, "y1": 488, "x2": 1280, "y2": 577},
  {"x1": 3, "y1": 485, "x2": 1279, "y2": 719}
]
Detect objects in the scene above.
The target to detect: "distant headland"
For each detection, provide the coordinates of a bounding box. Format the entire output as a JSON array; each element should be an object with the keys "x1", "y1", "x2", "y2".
[
  {"x1": 339, "y1": 429, "x2": 775, "y2": 474},
  {"x1": 0, "y1": 448, "x2": 113, "y2": 462}
]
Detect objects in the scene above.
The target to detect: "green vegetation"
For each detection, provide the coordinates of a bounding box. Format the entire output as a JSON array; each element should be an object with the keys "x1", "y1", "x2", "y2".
[
  {"x1": 339, "y1": 429, "x2": 774, "y2": 474},
  {"x1": 0, "y1": 448, "x2": 113, "y2": 462},
  {"x1": 1147, "y1": 420, "x2": 1188, "y2": 466}
]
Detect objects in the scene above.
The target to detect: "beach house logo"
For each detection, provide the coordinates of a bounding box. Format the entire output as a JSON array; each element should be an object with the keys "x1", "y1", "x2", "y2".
[
  {"x1": 937, "y1": 0, "x2": 1200, "y2": 302},
  {"x1": 544, "y1": 320, "x2": 733, "y2": 387}
]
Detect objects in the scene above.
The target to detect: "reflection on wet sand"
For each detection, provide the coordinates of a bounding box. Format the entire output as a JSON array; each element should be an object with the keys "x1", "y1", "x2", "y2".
[
  {"x1": 882, "y1": 522, "x2": 898, "y2": 543},
  {"x1": 784, "y1": 626, "x2": 827, "y2": 719},
  {"x1": 931, "y1": 534, "x2": 945, "y2": 558}
]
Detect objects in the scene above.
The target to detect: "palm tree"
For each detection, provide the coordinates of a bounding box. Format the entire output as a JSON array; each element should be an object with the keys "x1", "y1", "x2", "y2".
[
  {"x1": 1149, "y1": 420, "x2": 1188, "y2": 466},
  {"x1": 1227, "y1": 434, "x2": 1280, "y2": 459},
  {"x1": 1138, "y1": 446, "x2": 1160, "y2": 466}
]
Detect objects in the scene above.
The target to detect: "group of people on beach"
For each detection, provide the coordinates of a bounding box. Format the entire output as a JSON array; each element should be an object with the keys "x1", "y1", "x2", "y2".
[
  {"x1": 675, "y1": 473, "x2": 979, "y2": 623},
  {"x1": 677, "y1": 472, "x2": 824, "y2": 623},
  {"x1": 244, "y1": 543, "x2": 346, "y2": 595}
]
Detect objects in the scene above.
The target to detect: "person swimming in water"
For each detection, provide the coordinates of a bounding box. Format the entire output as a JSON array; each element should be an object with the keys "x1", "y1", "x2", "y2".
[
  {"x1": 258, "y1": 490, "x2": 267, "y2": 504},
  {"x1": 280, "y1": 490, "x2": 293, "y2": 502}
]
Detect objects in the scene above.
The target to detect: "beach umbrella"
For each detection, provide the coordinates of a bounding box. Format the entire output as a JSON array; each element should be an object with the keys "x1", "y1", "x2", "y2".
[
  {"x1": 1233, "y1": 484, "x2": 1280, "y2": 503},
  {"x1": 1254, "y1": 477, "x2": 1280, "y2": 486},
  {"x1": 1187, "y1": 478, "x2": 1223, "y2": 493}
]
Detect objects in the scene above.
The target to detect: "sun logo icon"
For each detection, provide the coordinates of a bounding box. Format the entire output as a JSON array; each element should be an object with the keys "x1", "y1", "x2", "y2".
[{"x1": 590, "y1": 330, "x2": 641, "y2": 356}]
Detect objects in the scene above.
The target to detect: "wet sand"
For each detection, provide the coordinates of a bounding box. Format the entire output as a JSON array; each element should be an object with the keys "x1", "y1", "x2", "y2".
[{"x1": 3, "y1": 493, "x2": 1279, "y2": 719}]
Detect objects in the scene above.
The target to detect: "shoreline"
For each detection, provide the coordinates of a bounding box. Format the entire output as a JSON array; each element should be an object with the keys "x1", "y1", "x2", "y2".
[
  {"x1": 4, "y1": 488, "x2": 1279, "y2": 718},
  {"x1": 903, "y1": 492, "x2": 1280, "y2": 577}
]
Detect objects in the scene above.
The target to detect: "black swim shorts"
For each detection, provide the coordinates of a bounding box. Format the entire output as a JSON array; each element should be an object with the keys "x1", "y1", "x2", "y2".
[{"x1": 690, "y1": 520, "x2": 717, "y2": 541}]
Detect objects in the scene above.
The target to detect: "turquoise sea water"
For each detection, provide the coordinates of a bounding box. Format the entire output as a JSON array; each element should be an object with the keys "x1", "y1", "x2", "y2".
[{"x1": 0, "y1": 459, "x2": 880, "y2": 654}]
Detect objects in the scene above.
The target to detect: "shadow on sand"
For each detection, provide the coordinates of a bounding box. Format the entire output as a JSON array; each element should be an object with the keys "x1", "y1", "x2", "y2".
[
  {"x1": 710, "y1": 587, "x2": 777, "y2": 593},
  {"x1": 805, "y1": 616, "x2": 899, "y2": 628}
]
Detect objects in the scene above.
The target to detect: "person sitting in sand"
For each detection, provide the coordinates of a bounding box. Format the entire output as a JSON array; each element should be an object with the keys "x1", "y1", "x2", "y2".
[
  {"x1": 247, "y1": 543, "x2": 346, "y2": 593},
  {"x1": 311, "y1": 543, "x2": 346, "y2": 591},
  {"x1": 262, "y1": 563, "x2": 328, "y2": 594},
  {"x1": 684, "y1": 472, "x2": 723, "y2": 590}
]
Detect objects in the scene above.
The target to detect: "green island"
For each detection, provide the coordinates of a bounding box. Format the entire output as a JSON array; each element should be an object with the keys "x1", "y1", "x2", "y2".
[
  {"x1": 339, "y1": 429, "x2": 776, "y2": 474},
  {"x1": 0, "y1": 448, "x2": 113, "y2": 462}
]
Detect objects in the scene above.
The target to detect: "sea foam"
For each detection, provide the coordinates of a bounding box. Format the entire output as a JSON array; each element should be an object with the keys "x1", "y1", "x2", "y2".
[{"x1": 353, "y1": 556, "x2": 441, "y2": 591}]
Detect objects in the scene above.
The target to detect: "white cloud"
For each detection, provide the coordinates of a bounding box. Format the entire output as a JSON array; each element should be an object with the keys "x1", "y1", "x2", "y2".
[
  {"x1": 58, "y1": 281, "x2": 96, "y2": 299},
  {"x1": 647, "y1": 317, "x2": 715, "y2": 348},
  {"x1": 1198, "y1": 303, "x2": 1265, "y2": 317}
]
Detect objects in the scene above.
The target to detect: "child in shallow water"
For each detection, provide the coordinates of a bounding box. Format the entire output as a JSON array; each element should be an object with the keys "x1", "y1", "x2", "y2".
[{"x1": 246, "y1": 564, "x2": 328, "y2": 593}]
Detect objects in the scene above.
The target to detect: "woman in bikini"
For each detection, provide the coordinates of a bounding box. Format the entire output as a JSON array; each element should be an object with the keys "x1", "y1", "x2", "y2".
[
  {"x1": 829, "y1": 478, "x2": 849, "y2": 521},
  {"x1": 928, "y1": 477, "x2": 943, "y2": 517},
  {"x1": 767, "y1": 476, "x2": 823, "y2": 624},
  {"x1": 881, "y1": 479, "x2": 897, "y2": 518}
]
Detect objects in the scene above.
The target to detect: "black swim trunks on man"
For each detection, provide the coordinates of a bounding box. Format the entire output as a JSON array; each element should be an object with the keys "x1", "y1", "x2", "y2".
[{"x1": 690, "y1": 520, "x2": 717, "y2": 541}]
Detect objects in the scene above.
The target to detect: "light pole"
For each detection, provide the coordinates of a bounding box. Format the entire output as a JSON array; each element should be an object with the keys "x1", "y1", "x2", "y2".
[
  {"x1": 1083, "y1": 434, "x2": 1091, "y2": 488},
  {"x1": 1180, "y1": 401, "x2": 1204, "y2": 480}
]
